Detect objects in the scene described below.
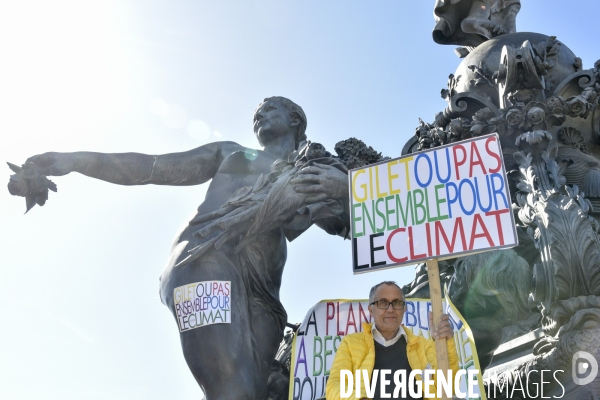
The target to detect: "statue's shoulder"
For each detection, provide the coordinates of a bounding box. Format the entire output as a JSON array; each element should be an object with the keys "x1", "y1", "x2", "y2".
[
  {"x1": 217, "y1": 146, "x2": 277, "y2": 175},
  {"x1": 207, "y1": 140, "x2": 247, "y2": 155}
]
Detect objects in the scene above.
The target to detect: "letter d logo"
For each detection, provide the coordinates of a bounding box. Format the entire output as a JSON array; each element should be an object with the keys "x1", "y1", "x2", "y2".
[{"x1": 572, "y1": 351, "x2": 598, "y2": 386}]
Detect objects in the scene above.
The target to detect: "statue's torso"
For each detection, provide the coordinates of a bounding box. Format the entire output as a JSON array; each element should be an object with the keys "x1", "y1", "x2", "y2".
[
  {"x1": 160, "y1": 146, "x2": 287, "y2": 307},
  {"x1": 199, "y1": 148, "x2": 278, "y2": 215},
  {"x1": 170, "y1": 146, "x2": 287, "y2": 262}
]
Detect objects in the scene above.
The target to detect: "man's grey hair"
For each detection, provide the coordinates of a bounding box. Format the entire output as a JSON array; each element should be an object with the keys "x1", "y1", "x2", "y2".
[{"x1": 368, "y1": 281, "x2": 404, "y2": 304}]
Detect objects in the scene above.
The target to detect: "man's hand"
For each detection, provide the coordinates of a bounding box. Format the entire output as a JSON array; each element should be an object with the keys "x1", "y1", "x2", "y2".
[
  {"x1": 290, "y1": 164, "x2": 348, "y2": 204},
  {"x1": 428, "y1": 312, "x2": 454, "y2": 340}
]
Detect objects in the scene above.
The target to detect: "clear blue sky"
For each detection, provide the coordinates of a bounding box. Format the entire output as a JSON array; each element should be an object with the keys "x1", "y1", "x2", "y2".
[{"x1": 1, "y1": 1, "x2": 598, "y2": 398}]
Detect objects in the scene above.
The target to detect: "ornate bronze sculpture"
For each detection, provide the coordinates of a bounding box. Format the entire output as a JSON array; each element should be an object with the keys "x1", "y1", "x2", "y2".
[
  {"x1": 7, "y1": 96, "x2": 351, "y2": 400},
  {"x1": 433, "y1": 0, "x2": 521, "y2": 48},
  {"x1": 8, "y1": 2, "x2": 600, "y2": 398},
  {"x1": 401, "y1": 2, "x2": 600, "y2": 396}
]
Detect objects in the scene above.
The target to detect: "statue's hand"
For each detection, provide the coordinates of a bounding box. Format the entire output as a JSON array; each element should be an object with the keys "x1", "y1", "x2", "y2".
[
  {"x1": 7, "y1": 155, "x2": 62, "y2": 212},
  {"x1": 26, "y1": 152, "x2": 74, "y2": 176},
  {"x1": 290, "y1": 164, "x2": 348, "y2": 204}
]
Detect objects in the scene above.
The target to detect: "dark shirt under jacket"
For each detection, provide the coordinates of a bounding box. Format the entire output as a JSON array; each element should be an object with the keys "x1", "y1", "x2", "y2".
[{"x1": 372, "y1": 337, "x2": 422, "y2": 400}]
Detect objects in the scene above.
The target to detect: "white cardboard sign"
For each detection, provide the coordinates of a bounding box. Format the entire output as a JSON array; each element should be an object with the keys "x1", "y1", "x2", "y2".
[{"x1": 349, "y1": 134, "x2": 517, "y2": 273}]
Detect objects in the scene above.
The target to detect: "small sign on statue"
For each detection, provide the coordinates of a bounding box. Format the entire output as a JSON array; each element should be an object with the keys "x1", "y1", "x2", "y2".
[{"x1": 174, "y1": 280, "x2": 231, "y2": 332}]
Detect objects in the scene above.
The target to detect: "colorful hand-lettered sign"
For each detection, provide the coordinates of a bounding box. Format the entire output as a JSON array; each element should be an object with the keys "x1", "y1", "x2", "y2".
[
  {"x1": 349, "y1": 134, "x2": 517, "y2": 273},
  {"x1": 174, "y1": 280, "x2": 231, "y2": 332}
]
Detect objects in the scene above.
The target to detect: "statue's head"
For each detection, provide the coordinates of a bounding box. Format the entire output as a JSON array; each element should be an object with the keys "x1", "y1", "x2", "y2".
[
  {"x1": 433, "y1": 0, "x2": 521, "y2": 47},
  {"x1": 253, "y1": 96, "x2": 307, "y2": 149}
]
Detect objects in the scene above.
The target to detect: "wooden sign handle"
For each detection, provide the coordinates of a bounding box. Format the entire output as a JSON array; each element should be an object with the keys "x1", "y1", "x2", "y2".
[{"x1": 426, "y1": 258, "x2": 450, "y2": 400}]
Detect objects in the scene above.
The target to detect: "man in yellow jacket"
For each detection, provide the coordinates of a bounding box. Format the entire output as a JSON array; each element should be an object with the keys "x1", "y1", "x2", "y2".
[{"x1": 326, "y1": 281, "x2": 459, "y2": 400}]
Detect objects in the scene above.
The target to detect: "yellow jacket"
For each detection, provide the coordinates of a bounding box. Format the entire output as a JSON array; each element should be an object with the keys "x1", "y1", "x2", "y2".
[{"x1": 326, "y1": 323, "x2": 459, "y2": 400}]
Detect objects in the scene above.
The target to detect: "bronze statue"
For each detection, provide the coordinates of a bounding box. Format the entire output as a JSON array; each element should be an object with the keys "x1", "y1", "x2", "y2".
[
  {"x1": 399, "y1": 1, "x2": 600, "y2": 396},
  {"x1": 433, "y1": 0, "x2": 521, "y2": 47},
  {"x1": 7, "y1": 96, "x2": 350, "y2": 400}
]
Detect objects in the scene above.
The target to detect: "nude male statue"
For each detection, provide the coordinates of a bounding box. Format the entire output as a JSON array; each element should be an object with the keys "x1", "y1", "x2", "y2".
[{"x1": 8, "y1": 96, "x2": 349, "y2": 399}]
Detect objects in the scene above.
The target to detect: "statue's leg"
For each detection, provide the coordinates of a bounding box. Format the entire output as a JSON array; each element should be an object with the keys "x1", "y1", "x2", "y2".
[
  {"x1": 161, "y1": 250, "x2": 267, "y2": 400},
  {"x1": 247, "y1": 292, "x2": 286, "y2": 386}
]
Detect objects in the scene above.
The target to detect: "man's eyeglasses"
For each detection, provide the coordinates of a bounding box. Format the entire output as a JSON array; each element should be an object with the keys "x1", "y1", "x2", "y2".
[{"x1": 370, "y1": 299, "x2": 406, "y2": 310}]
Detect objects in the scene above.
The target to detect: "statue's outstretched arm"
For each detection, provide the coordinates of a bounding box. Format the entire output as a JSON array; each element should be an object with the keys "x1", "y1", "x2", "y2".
[{"x1": 22, "y1": 141, "x2": 243, "y2": 186}]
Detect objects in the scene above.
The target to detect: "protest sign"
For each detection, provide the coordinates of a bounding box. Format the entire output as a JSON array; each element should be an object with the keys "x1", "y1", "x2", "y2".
[
  {"x1": 173, "y1": 280, "x2": 231, "y2": 332},
  {"x1": 288, "y1": 298, "x2": 486, "y2": 400},
  {"x1": 349, "y1": 134, "x2": 517, "y2": 273}
]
